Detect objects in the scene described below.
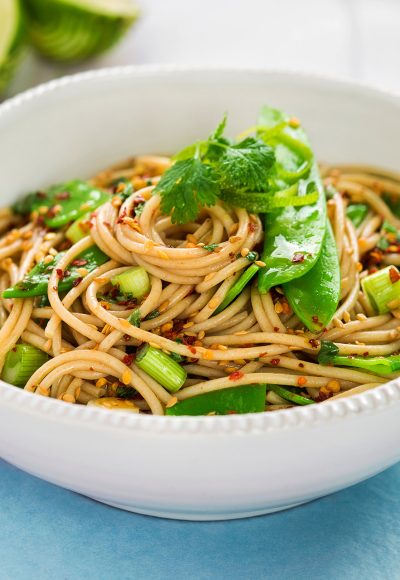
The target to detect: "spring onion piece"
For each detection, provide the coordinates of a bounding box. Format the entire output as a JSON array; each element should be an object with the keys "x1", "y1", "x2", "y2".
[
  {"x1": 3, "y1": 245, "x2": 108, "y2": 298},
  {"x1": 136, "y1": 345, "x2": 187, "y2": 393},
  {"x1": 346, "y1": 203, "x2": 369, "y2": 227},
  {"x1": 361, "y1": 266, "x2": 400, "y2": 314},
  {"x1": 318, "y1": 340, "x2": 400, "y2": 375},
  {"x1": 267, "y1": 385, "x2": 314, "y2": 406},
  {"x1": 214, "y1": 263, "x2": 260, "y2": 314},
  {"x1": 12, "y1": 180, "x2": 110, "y2": 228},
  {"x1": 1, "y1": 344, "x2": 49, "y2": 387},
  {"x1": 111, "y1": 267, "x2": 150, "y2": 299},
  {"x1": 0, "y1": 0, "x2": 25, "y2": 96},
  {"x1": 66, "y1": 211, "x2": 92, "y2": 243},
  {"x1": 166, "y1": 384, "x2": 267, "y2": 416},
  {"x1": 24, "y1": 0, "x2": 139, "y2": 64}
]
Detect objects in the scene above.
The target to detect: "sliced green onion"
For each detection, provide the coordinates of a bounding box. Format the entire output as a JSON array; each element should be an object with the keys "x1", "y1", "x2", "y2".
[
  {"x1": 319, "y1": 354, "x2": 400, "y2": 376},
  {"x1": 1, "y1": 344, "x2": 48, "y2": 388},
  {"x1": 346, "y1": 203, "x2": 369, "y2": 227},
  {"x1": 111, "y1": 267, "x2": 150, "y2": 299},
  {"x1": 267, "y1": 385, "x2": 314, "y2": 406},
  {"x1": 135, "y1": 344, "x2": 187, "y2": 393},
  {"x1": 361, "y1": 266, "x2": 400, "y2": 314},
  {"x1": 66, "y1": 211, "x2": 91, "y2": 243},
  {"x1": 166, "y1": 384, "x2": 267, "y2": 416},
  {"x1": 214, "y1": 263, "x2": 260, "y2": 314}
]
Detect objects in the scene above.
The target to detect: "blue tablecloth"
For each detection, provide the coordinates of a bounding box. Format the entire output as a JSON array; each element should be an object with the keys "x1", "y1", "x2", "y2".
[{"x1": 1, "y1": 459, "x2": 399, "y2": 580}]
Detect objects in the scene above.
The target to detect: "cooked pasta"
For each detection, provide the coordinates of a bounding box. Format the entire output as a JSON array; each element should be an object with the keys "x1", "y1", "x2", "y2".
[{"x1": 1, "y1": 107, "x2": 400, "y2": 416}]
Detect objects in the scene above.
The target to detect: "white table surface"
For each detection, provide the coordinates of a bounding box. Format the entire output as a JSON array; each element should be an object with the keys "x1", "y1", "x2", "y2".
[{"x1": 8, "y1": 0, "x2": 400, "y2": 98}]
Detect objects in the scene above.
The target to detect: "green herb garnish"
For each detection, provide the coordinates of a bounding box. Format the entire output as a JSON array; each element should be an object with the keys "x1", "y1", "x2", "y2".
[{"x1": 154, "y1": 116, "x2": 275, "y2": 224}]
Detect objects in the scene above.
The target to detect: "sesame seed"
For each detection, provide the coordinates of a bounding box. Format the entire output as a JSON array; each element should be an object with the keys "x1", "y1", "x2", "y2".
[
  {"x1": 96, "y1": 378, "x2": 108, "y2": 388},
  {"x1": 157, "y1": 250, "x2": 169, "y2": 259},
  {"x1": 166, "y1": 396, "x2": 178, "y2": 408},
  {"x1": 159, "y1": 301, "x2": 170, "y2": 312},
  {"x1": 255, "y1": 260, "x2": 266, "y2": 267},
  {"x1": 217, "y1": 344, "x2": 228, "y2": 351},
  {"x1": 62, "y1": 393, "x2": 75, "y2": 403},
  {"x1": 208, "y1": 298, "x2": 220, "y2": 310},
  {"x1": 149, "y1": 341, "x2": 161, "y2": 349},
  {"x1": 240, "y1": 247, "x2": 250, "y2": 257},
  {"x1": 182, "y1": 321, "x2": 194, "y2": 329},
  {"x1": 332, "y1": 318, "x2": 345, "y2": 328},
  {"x1": 356, "y1": 313, "x2": 367, "y2": 321},
  {"x1": 198, "y1": 330, "x2": 205, "y2": 340},
  {"x1": 343, "y1": 311, "x2": 351, "y2": 323},
  {"x1": 327, "y1": 380, "x2": 341, "y2": 393},
  {"x1": 229, "y1": 236, "x2": 242, "y2": 243},
  {"x1": 121, "y1": 370, "x2": 132, "y2": 385}
]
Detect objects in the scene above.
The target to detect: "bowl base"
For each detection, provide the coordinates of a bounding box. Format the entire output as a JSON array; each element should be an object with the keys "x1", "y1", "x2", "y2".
[{"x1": 88, "y1": 496, "x2": 310, "y2": 521}]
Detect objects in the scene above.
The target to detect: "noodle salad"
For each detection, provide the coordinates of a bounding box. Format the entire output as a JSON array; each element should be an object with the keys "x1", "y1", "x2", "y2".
[{"x1": 1, "y1": 105, "x2": 400, "y2": 416}]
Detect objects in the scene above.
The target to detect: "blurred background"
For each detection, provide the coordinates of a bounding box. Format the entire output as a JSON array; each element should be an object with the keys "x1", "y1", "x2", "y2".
[{"x1": 2, "y1": 0, "x2": 400, "y2": 99}]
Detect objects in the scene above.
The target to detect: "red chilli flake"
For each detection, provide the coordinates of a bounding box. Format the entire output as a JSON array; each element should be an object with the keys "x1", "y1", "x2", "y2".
[
  {"x1": 189, "y1": 346, "x2": 197, "y2": 355},
  {"x1": 270, "y1": 358, "x2": 280, "y2": 366},
  {"x1": 123, "y1": 354, "x2": 134, "y2": 366},
  {"x1": 55, "y1": 191, "x2": 70, "y2": 200},
  {"x1": 248, "y1": 222, "x2": 256, "y2": 233},
  {"x1": 56, "y1": 269, "x2": 64, "y2": 279},
  {"x1": 117, "y1": 209, "x2": 127, "y2": 224},
  {"x1": 273, "y1": 326, "x2": 280, "y2": 332},
  {"x1": 292, "y1": 253, "x2": 305, "y2": 263},
  {"x1": 72, "y1": 277, "x2": 83, "y2": 288},
  {"x1": 229, "y1": 371, "x2": 244, "y2": 381},
  {"x1": 71, "y1": 259, "x2": 88, "y2": 267},
  {"x1": 389, "y1": 267, "x2": 400, "y2": 284}
]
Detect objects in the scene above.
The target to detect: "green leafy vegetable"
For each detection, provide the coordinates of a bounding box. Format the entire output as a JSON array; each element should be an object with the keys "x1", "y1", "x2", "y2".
[
  {"x1": 257, "y1": 106, "x2": 327, "y2": 293},
  {"x1": 154, "y1": 118, "x2": 275, "y2": 224},
  {"x1": 283, "y1": 221, "x2": 340, "y2": 332},
  {"x1": 267, "y1": 385, "x2": 314, "y2": 406},
  {"x1": 3, "y1": 245, "x2": 108, "y2": 298},
  {"x1": 203, "y1": 243, "x2": 219, "y2": 252},
  {"x1": 318, "y1": 340, "x2": 340, "y2": 364},
  {"x1": 13, "y1": 180, "x2": 110, "y2": 228},
  {"x1": 318, "y1": 341, "x2": 400, "y2": 375},
  {"x1": 346, "y1": 203, "x2": 369, "y2": 227},
  {"x1": 158, "y1": 158, "x2": 220, "y2": 224},
  {"x1": 166, "y1": 384, "x2": 267, "y2": 416},
  {"x1": 128, "y1": 309, "x2": 141, "y2": 327}
]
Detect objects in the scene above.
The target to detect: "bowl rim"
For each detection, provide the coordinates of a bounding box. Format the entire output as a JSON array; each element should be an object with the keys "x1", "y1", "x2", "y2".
[{"x1": 1, "y1": 64, "x2": 400, "y2": 434}]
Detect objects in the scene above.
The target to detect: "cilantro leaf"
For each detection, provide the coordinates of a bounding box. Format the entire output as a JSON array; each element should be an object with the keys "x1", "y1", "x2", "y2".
[
  {"x1": 215, "y1": 137, "x2": 275, "y2": 192},
  {"x1": 156, "y1": 158, "x2": 220, "y2": 224},
  {"x1": 210, "y1": 114, "x2": 228, "y2": 140}
]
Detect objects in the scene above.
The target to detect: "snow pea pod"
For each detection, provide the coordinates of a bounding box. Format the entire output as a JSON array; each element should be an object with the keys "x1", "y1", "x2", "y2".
[
  {"x1": 283, "y1": 221, "x2": 340, "y2": 332},
  {"x1": 12, "y1": 180, "x2": 110, "y2": 228},
  {"x1": 166, "y1": 384, "x2": 267, "y2": 416},
  {"x1": 257, "y1": 106, "x2": 326, "y2": 293},
  {"x1": 2, "y1": 245, "x2": 108, "y2": 298}
]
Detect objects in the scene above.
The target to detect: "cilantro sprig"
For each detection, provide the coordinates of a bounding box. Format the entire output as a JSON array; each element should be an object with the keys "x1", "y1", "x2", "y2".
[{"x1": 154, "y1": 116, "x2": 275, "y2": 224}]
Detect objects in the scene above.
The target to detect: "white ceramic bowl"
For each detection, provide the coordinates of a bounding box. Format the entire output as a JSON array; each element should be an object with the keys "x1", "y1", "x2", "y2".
[{"x1": 1, "y1": 67, "x2": 400, "y2": 521}]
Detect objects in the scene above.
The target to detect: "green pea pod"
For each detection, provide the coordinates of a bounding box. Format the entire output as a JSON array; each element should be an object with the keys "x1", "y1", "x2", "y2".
[
  {"x1": 12, "y1": 180, "x2": 110, "y2": 228},
  {"x1": 257, "y1": 106, "x2": 326, "y2": 293},
  {"x1": 2, "y1": 245, "x2": 108, "y2": 298},
  {"x1": 166, "y1": 384, "x2": 267, "y2": 416},
  {"x1": 283, "y1": 221, "x2": 340, "y2": 332}
]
